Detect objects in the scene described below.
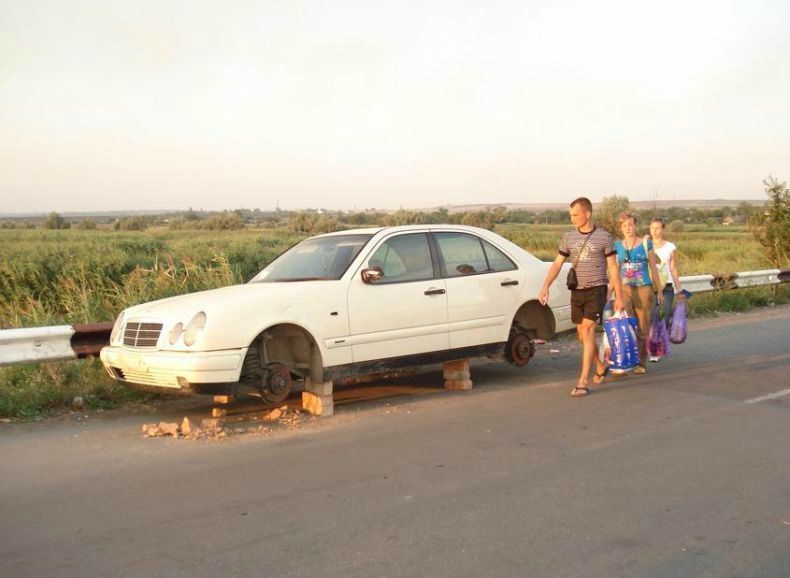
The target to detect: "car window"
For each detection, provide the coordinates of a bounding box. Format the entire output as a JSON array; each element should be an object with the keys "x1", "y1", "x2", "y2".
[
  {"x1": 482, "y1": 239, "x2": 517, "y2": 272},
  {"x1": 434, "y1": 232, "x2": 489, "y2": 277},
  {"x1": 367, "y1": 233, "x2": 434, "y2": 283},
  {"x1": 251, "y1": 234, "x2": 372, "y2": 282}
]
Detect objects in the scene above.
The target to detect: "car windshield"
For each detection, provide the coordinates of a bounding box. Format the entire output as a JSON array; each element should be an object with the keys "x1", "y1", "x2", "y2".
[{"x1": 250, "y1": 234, "x2": 373, "y2": 282}]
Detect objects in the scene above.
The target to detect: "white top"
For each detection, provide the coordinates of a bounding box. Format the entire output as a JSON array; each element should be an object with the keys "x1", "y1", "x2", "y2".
[{"x1": 653, "y1": 241, "x2": 677, "y2": 288}]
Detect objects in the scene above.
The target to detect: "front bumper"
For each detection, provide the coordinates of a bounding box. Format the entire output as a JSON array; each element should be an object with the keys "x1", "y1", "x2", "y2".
[{"x1": 100, "y1": 346, "x2": 246, "y2": 393}]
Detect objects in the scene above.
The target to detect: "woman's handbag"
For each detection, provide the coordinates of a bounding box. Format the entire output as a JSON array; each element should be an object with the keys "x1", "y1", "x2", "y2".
[{"x1": 604, "y1": 311, "x2": 640, "y2": 372}]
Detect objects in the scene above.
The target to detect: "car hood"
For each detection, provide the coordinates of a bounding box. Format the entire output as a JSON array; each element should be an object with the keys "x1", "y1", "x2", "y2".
[{"x1": 123, "y1": 281, "x2": 337, "y2": 322}]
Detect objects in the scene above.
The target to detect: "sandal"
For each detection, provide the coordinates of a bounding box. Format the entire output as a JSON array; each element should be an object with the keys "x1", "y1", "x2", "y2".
[
  {"x1": 634, "y1": 365, "x2": 646, "y2": 374},
  {"x1": 593, "y1": 366, "x2": 610, "y2": 384},
  {"x1": 571, "y1": 386, "x2": 590, "y2": 397}
]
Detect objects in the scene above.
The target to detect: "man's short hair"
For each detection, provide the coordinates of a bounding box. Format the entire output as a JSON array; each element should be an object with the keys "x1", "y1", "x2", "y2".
[
  {"x1": 618, "y1": 211, "x2": 637, "y2": 224},
  {"x1": 570, "y1": 197, "x2": 593, "y2": 213}
]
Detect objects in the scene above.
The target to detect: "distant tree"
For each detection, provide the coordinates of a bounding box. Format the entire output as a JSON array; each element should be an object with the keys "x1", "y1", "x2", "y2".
[
  {"x1": 169, "y1": 217, "x2": 185, "y2": 230},
  {"x1": 597, "y1": 195, "x2": 632, "y2": 236},
  {"x1": 75, "y1": 219, "x2": 97, "y2": 230},
  {"x1": 667, "y1": 220, "x2": 685, "y2": 233},
  {"x1": 460, "y1": 211, "x2": 494, "y2": 230},
  {"x1": 200, "y1": 212, "x2": 244, "y2": 230},
  {"x1": 287, "y1": 212, "x2": 317, "y2": 233},
  {"x1": 44, "y1": 211, "x2": 70, "y2": 229},
  {"x1": 749, "y1": 176, "x2": 789, "y2": 267},
  {"x1": 115, "y1": 216, "x2": 148, "y2": 231},
  {"x1": 735, "y1": 201, "x2": 756, "y2": 224},
  {"x1": 184, "y1": 208, "x2": 202, "y2": 221}
]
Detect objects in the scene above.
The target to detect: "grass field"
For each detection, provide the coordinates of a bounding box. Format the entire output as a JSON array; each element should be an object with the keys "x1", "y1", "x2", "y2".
[{"x1": 1, "y1": 224, "x2": 787, "y2": 418}]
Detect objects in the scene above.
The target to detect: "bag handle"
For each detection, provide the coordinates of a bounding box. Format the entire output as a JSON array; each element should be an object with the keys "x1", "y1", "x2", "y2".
[{"x1": 572, "y1": 226, "x2": 595, "y2": 269}]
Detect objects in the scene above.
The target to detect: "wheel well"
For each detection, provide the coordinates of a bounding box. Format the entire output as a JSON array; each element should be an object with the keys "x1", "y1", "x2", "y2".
[
  {"x1": 245, "y1": 323, "x2": 323, "y2": 382},
  {"x1": 512, "y1": 300, "x2": 556, "y2": 340}
]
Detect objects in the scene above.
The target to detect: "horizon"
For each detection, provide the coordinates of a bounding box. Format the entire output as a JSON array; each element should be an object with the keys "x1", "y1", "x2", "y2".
[
  {"x1": 2, "y1": 0, "x2": 788, "y2": 212},
  {"x1": 0, "y1": 197, "x2": 766, "y2": 219}
]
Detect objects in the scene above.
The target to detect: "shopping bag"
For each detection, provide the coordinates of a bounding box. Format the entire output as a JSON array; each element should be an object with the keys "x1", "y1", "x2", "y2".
[
  {"x1": 669, "y1": 300, "x2": 688, "y2": 344},
  {"x1": 648, "y1": 304, "x2": 671, "y2": 357},
  {"x1": 604, "y1": 312, "x2": 640, "y2": 373}
]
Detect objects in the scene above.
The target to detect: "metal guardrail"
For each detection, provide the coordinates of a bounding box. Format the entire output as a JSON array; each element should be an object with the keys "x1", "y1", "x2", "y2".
[
  {"x1": 0, "y1": 270, "x2": 786, "y2": 368},
  {"x1": 0, "y1": 323, "x2": 113, "y2": 368},
  {"x1": 680, "y1": 269, "x2": 785, "y2": 293}
]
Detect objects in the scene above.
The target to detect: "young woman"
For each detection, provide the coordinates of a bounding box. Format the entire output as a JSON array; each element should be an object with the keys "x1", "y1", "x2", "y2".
[
  {"x1": 649, "y1": 217, "x2": 684, "y2": 361},
  {"x1": 614, "y1": 212, "x2": 663, "y2": 373}
]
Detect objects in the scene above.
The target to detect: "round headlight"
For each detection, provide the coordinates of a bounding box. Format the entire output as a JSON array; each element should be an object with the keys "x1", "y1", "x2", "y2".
[
  {"x1": 110, "y1": 311, "x2": 126, "y2": 345},
  {"x1": 168, "y1": 322, "x2": 184, "y2": 345},
  {"x1": 183, "y1": 312, "x2": 206, "y2": 347}
]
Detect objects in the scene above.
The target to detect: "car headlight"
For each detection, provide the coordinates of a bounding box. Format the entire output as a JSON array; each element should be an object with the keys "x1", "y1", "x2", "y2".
[
  {"x1": 110, "y1": 311, "x2": 126, "y2": 345},
  {"x1": 168, "y1": 322, "x2": 184, "y2": 345},
  {"x1": 183, "y1": 312, "x2": 206, "y2": 347}
]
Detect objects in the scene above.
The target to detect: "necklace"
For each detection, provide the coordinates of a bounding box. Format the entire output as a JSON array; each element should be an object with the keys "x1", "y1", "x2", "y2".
[{"x1": 624, "y1": 236, "x2": 637, "y2": 262}]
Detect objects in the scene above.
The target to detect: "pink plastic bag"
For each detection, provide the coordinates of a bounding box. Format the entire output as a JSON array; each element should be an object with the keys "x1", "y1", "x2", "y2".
[
  {"x1": 669, "y1": 300, "x2": 688, "y2": 344},
  {"x1": 649, "y1": 305, "x2": 671, "y2": 357}
]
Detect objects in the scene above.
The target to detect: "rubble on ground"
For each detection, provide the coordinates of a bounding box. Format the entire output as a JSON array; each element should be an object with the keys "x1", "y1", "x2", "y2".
[{"x1": 141, "y1": 405, "x2": 311, "y2": 440}]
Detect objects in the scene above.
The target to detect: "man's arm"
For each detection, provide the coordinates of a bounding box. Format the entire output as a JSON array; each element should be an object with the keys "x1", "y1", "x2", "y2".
[
  {"x1": 538, "y1": 254, "x2": 567, "y2": 305},
  {"x1": 606, "y1": 254, "x2": 624, "y2": 312}
]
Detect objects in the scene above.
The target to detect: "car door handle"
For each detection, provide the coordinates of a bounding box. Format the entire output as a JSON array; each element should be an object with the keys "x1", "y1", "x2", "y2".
[
  {"x1": 424, "y1": 288, "x2": 446, "y2": 295},
  {"x1": 500, "y1": 280, "x2": 519, "y2": 287}
]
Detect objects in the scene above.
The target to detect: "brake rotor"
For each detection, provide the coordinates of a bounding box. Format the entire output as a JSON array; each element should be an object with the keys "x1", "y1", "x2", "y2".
[
  {"x1": 505, "y1": 331, "x2": 534, "y2": 368},
  {"x1": 260, "y1": 362, "x2": 293, "y2": 406}
]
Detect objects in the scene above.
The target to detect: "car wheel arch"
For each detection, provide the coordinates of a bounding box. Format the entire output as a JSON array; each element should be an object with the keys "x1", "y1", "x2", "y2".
[
  {"x1": 243, "y1": 323, "x2": 325, "y2": 383},
  {"x1": 511, "y1": 300, "x2": 556, "y2": 341}
]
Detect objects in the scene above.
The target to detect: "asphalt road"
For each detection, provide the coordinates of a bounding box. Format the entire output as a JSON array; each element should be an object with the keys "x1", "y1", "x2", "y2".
[{"x1": 1, "y1": 306, "x2": 789, "y2": 578}]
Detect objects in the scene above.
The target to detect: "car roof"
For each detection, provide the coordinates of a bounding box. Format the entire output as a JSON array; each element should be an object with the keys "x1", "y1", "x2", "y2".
[{"x1": 314, "y1": 224, "x2": 497, "y2": 238}]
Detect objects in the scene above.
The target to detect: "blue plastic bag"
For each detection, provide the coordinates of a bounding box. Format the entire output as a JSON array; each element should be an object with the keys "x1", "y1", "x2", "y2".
[
  {"x1": 669, "y1": 300, "x2": 688, "y2": 344},
  {"x1": 648, "y1": 304, "x2": 671, "y2": 357},
  {"x1": 604, "y1": 313, "x2": 640, "y2": 372}
]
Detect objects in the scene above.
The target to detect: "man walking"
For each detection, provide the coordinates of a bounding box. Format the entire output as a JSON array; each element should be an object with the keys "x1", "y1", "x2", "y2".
[{"x1": 538, "y1": 197, "x2": 624, "y2": 397}]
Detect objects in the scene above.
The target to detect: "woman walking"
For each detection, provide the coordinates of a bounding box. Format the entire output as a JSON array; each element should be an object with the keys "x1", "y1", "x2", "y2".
[
  {"x1": 614, "y1": 212, "x2": 663, "y2": 373},
  {"x1": 649, "y1": 217, "x2": 685, "y2": 361}
]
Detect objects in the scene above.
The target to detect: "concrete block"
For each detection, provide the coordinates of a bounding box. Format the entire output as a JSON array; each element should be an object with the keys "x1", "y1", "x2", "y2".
[
  {"x1": 443, "y1": 369, "x2": 471, "y2": 381},
  {"x1": 443, "y1": 359, "x2": 470, "y2": 375},
  {"x1": 211, "y1": 407, "x2": 228, "y2": 418},
  {"x1": 305, "y1": 378, "x2": 334, "y2": 396},
  {"x1": 213, "y1": 395, "x2": 233, "y2": 404},
  {"x1": 302, "y1": 391, "x2": 334, "y2": 417},
  {"x1": 444, "y1": 379, "x2": 473, "y2": 391}
]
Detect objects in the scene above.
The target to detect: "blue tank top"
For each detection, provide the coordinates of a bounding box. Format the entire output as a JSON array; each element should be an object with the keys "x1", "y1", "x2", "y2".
[{"x1": 615, "y1": 238, "x2": 653, "y2": 287}]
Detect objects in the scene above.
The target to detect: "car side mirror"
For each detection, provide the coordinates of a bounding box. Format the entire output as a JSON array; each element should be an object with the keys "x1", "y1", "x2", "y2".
[{"x1": 361, "y1": 267, "x2": 384, "y2": 284}]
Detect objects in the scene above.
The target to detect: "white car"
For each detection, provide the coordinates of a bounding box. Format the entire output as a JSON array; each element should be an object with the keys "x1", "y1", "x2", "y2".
[{"x1": 101, "y1": 225, "x2": 574, "y2": 404}]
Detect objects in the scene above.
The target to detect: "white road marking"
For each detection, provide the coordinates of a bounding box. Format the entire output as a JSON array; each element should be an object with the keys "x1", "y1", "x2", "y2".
[{"x1": 743, "y1": 388, "x2": 790, "y2": 405}]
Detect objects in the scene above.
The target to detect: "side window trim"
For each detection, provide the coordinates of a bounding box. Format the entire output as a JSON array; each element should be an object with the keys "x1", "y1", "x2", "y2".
[{"x1": 481, "y1": 239, "x2": 518, "y2": 272}]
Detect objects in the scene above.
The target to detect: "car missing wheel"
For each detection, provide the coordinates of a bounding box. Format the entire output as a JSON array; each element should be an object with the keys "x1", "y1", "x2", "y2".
[{"x1": 100, "y1": 225, "x2": 574, "y2": 403}]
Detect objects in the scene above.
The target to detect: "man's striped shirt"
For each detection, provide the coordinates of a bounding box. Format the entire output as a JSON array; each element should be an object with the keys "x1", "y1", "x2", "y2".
[{"x1": 558, "y1": 226, "x2": 616, "y2": 289}]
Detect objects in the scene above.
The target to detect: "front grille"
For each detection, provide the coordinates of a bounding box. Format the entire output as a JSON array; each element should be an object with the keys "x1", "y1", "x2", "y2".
[
  {"x1": 123, "y1": 321, "x2": 163, "y2": 348},
  {"x1": 116, "y1": 367, "x2": 180, "y2": 388}
]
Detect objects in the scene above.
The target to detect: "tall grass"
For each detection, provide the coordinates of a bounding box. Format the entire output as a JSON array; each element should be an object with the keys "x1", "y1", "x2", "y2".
[{"x1": 0, "y1": 229, "x2": 304, "y2": 328}]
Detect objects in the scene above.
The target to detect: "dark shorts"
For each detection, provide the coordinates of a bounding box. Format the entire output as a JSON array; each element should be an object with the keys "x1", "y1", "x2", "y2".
[{"x1": 570, "y1": 285, "x2": 608, "y2": 325}]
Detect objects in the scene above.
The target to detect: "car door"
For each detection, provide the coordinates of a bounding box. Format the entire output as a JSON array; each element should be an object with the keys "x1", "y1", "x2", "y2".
[
  {"x1": 346, "y1": 232, "x2": 449, "y2": 362},
  {"x1": 432, "y1": 231, "x2": 523, "y2": 349}
]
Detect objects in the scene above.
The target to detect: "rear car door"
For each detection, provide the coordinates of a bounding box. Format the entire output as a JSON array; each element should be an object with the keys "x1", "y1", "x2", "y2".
[{"x1": 432, "y1": 231, "x2": 523, "y2": 349}]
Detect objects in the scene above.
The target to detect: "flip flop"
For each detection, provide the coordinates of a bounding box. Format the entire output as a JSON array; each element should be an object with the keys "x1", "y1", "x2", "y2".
[
  {"x1": 593, "y1": 366, "x2": 610, "y2": 384},
  {"x1": 571, "y1": 386, "x2": 590, "y2": 397}
]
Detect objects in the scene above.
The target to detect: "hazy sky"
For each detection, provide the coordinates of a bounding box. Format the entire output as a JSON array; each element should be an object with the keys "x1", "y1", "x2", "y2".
[{"x1": 2, "y1": 0, "x2": 789, "y2": 213}]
